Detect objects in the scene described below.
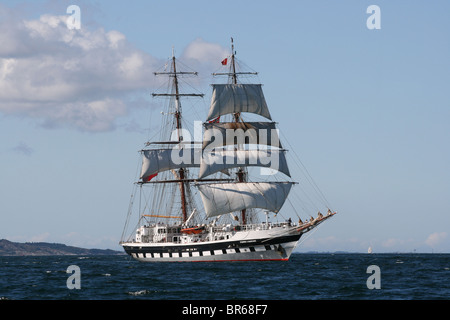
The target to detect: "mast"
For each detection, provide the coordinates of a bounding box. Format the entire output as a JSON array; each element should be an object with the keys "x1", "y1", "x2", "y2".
[
  {"x1": 151, "y1": 51, "x2": 203, "y2": 223},
  {"x1": 230, "y1": 38, "x2": 246, "y2": 225},
  {"x1": 230, "y1": 38, "x2": 238, "y2": 86},
  {"x1": 171, "y1": 54, "x2": 188, "y2": 222},
  {"x1": 201, "y1": 38, "x2": 292, "y2": 226}
]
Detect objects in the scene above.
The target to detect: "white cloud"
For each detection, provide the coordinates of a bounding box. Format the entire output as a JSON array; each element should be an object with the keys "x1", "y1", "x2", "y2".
[
  {"x1": 39, "y1": 98, "x2": 128, "y2": 132},
  {"x1": 29, "y1": 232, "x2": 51, "y2": 242},
  {"x1": 0, "y1": 6, "x2": 159, "y2": 132},
  {"x1": 106, "y1": 30, "x2": 126, "y2": 49},
  {"x1": 425, "y1": 232, "x2": 448, "y2": 248},
  {"x1": 181, "y1": 37, "x2": 229, "y2": 65},
  {"x1": 0, "y1": 5, "x2": 228, "y2": 132},
  {"x1": 179, "y1": 37, "x2": 230, "y2": 78},
  {"x1": 382, "y1": 238, "x2": 404, "y2": 248}
]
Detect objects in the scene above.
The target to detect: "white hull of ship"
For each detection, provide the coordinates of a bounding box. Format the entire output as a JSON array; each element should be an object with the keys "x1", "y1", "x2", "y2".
[
  {"x1": 122, "y1": 214, "x2": 335, "y2": 262},
  {"x1": 120, "y1": 217, "x2": 336, "y2": 262},
  {"x1": 122, "y1": 224, "x2": 300, "y2": 262}
]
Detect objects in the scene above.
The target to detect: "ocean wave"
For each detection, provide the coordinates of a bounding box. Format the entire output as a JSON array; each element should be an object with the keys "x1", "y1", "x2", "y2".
[{"x1": 127, "y1": 289, "x2": 150, "y2": 296}]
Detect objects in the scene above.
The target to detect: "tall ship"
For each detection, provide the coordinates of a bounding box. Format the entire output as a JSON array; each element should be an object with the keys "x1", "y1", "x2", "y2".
[{"x1": 120, "y1": 39, "x2": 336, "y2": 262}]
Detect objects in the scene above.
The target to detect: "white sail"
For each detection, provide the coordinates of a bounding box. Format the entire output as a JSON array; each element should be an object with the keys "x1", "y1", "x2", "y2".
[
  {"x1": 199, "y1": 149, "x2": 291, "y2": 179},
  {"x1": 207, "y1": 84, "x2": 272, "y2": 121},
  {"x1": 202, "y1": 122, "x2": 282, "y2": 149},
  {"x1": 140, "y1": 148, "x2": 201, "y2": 182},
  {"x1": 197, "y1": 182, "x2": 293, "y2": 218}
]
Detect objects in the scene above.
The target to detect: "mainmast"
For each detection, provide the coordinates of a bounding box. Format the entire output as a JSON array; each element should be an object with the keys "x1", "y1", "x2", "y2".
[
  {"x1": 199, "y1": 38, "x2": 295, "y2": 227},
  {"x1": 230, "y1": 39, "x2": 247, "y2": 225},
  {"x1": 151, "y1": 51, "x2": 203, "y2": 223},
  {"x1": 230, "y1": 38, "x2": 238, "y2": 86},
  {"x1": 209, "y1": 38, "x2": 261, "y2": 226}
]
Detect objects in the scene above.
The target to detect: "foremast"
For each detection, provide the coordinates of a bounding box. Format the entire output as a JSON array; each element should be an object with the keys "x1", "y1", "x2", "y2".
[{"x1": 148, "y1": 51, "x2": 203, "y2": 223}]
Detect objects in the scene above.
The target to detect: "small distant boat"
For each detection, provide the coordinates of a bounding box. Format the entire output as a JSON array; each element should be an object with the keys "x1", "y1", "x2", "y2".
[{"x1": 368, "y1": 246, "x2": 373, "y2": 254}]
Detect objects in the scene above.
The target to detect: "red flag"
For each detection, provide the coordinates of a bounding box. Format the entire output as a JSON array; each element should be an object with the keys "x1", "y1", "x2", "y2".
[
  {"x1": 221, "y1": 58, "x2": 228, "y2": 65},
  {"x1": 208, "y1": 116, "x2": 220, "y2": 123},
  {"x1": 146, "y1": 173, "x2": 158, "y2": 182}
]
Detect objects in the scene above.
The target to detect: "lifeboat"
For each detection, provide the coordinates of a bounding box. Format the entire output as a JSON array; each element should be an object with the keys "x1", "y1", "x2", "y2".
[{"x1": 181, "y1": 226, "x2": 205, "y2": 234}]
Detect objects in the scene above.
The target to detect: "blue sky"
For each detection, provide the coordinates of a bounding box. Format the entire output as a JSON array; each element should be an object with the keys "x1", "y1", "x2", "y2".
[{"x1": 1, "y1": 0, "x2": 449, "y2": 252}]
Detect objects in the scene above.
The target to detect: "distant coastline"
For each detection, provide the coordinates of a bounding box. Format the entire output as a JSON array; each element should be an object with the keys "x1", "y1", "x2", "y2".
[
  {"x1": 1, "y1": 239, "x2": 444, "y2": 256},
  {"x1": 0, "y1": 239, "x2": 123, "y2": 256}
]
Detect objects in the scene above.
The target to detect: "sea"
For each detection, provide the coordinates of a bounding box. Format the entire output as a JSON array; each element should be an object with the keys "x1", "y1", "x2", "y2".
[{"x1": 1, "y1": 253, "x2": 448, "y2": 316}]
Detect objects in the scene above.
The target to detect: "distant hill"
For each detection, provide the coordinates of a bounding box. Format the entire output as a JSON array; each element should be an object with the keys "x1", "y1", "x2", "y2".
[{"x1": 0, "y1": 239, "x2": 123, "y2": 256}]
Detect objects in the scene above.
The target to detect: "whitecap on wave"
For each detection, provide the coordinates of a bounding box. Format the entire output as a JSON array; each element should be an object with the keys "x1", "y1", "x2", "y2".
[{"x1": 127, "y1": 290, "x2": 150, "y2": 296}]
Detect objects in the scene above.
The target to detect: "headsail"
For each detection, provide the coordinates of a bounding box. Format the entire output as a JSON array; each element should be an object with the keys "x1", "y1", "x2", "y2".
[
  {"x1": 207, "y1": 84, "x2": 271, "y2": 121},
  {"x1": 197, "y1": 182, "x2": 294, "y2": 218}
]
